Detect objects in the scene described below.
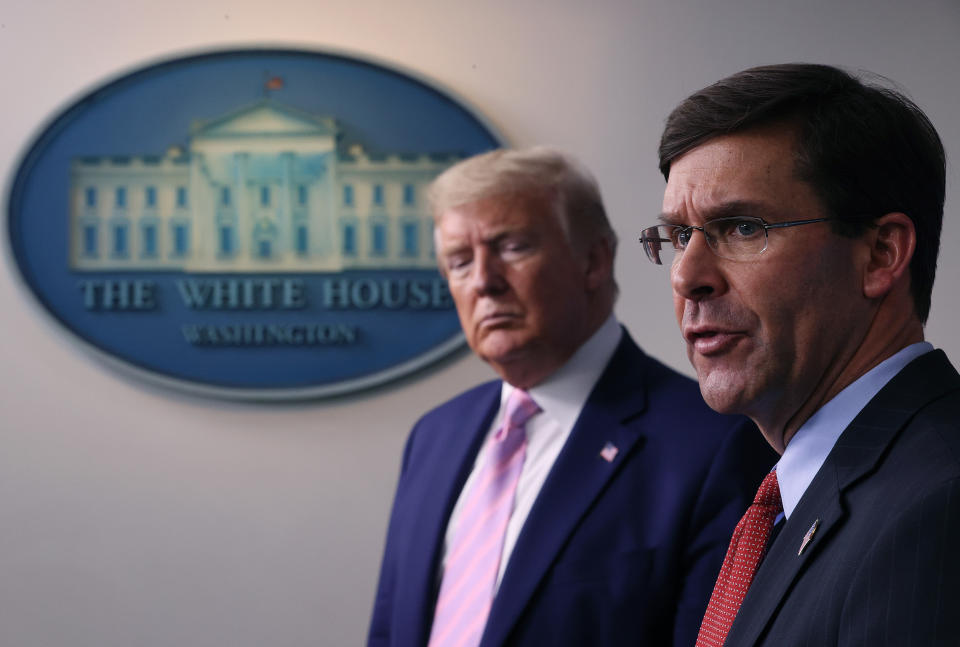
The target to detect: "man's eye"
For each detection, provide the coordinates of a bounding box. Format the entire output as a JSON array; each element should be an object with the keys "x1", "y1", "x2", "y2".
[
  {"x1": 445, "y1": 256, "x2": 471, "y2": 272},
  {"x1": 733, "y1": 219, "x2": 762, "y2": 237},
  {"x1": 709, "y1": 218, "x2": 762, "y2": 242},
  {"x1": 673, "y1": 228, "x2": 692, "y2": 248},
  {"x1": 500, "y1": 240, "x2": 532, "y2": 256}
]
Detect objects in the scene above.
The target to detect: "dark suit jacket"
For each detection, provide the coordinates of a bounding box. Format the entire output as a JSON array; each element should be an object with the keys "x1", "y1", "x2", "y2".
[
  {"x1": 368, "y1": 331, "x2": 775, "y2": 647},
  {"x1": 726, "y1": 349, "x2": 960, "y2": 646}
]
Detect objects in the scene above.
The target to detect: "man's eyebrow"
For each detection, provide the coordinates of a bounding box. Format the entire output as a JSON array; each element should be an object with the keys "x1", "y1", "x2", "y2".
[
  {"x1": 658, "y1": 200, "x2": 771, "y2": 225},
  {"x1": 709, "y1": 200, "x2": 769, "y2": 218},
  {"x1": 435, "y1": 237, "x2": 466, "y2": 256},
  {"x1": 481, "y1": 231, "x2": 511, "y2": 245},
  {"x1": 481, "y1": 229, "x2": 535, "y2": 246}
]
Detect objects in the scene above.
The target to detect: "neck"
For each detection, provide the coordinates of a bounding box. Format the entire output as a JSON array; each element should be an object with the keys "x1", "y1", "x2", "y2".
[
  {"x1": 495, "y1": 307, "x2": 612, "y2": 390},
  {"x1": 762, "y1": 307, "x2": 923, "y2": 454}
]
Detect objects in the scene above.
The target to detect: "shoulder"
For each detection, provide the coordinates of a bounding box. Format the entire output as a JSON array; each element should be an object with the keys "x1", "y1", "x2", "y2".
[
  {"x1": 602, "y1": 330, "x2": 775, "y2": 471},
  {"x1": 831, "y1": 377, "x2": 960, "y2": 536},
  {"x1": 616, "y1": 334, "x2": 754, "y2": 440},
  {"x1": 608, "y1": 328, "x2": 710, "y2": 402},
  {"x1": 399, "y1": 380, "x2": 500, "y2": 463},
  {"x1": 862, "y1": 352, "x2": 960, "y2": 484},
  {"x1": 414, "y1": 379, "x2": 501, "y2": 428},
  {"x1": 911, "y1": 387, "x2": 960, "y2": 460},
  {"x1": 881, "y1": 388, "x2": 960, "y2": 484}
]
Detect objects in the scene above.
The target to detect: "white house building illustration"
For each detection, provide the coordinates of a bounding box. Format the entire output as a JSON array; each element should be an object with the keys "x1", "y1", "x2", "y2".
[{"x1": 69, "y1": 100, "x2": 460, "y2": 272}]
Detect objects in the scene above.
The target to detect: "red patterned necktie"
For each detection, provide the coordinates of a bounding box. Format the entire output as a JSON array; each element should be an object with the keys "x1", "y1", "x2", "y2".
[
  {"x1": 696, "y1": 469, "x2": 783, "y2": 647},
  {"x1": 428, "y1": 389, "x2": 541, "y2": 647}
]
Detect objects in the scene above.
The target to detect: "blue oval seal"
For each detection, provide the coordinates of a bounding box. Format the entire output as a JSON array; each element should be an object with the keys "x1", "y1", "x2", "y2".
[{"x1": 6, "y1": 48, "x2": 502, "y2": 399}]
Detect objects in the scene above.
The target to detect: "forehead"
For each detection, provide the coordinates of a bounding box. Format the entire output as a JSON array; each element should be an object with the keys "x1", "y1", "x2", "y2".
[
  {"x1": 662, "y1": 127, "x2": 815, "y2": 220},
  {"x1": 437, "y1": 192, "x2": 558, "y2": 237}
]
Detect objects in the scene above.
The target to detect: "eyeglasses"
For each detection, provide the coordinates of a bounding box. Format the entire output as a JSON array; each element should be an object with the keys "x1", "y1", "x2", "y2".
[{"x1": 639, "y1": 216, "x2": 833, "y2": 265}]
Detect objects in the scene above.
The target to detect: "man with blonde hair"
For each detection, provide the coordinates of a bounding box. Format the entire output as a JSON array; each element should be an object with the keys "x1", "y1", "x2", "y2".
[{"x1": 369, "y1": 147, "x2": 774, "y2": 647}]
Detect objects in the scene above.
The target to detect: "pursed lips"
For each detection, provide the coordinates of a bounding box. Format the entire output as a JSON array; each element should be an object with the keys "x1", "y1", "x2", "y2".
[
  {"x1": 477, "y1": 311, "x2": 522, "y2": 329},
  {"x1": 683, "y1": 324, "x2": 748, "y2": 356}
]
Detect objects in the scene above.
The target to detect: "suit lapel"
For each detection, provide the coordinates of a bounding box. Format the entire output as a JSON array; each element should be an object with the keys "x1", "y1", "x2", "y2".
[
  {"x1": 479, "y1": 336, "x2": 650, "y2": 647},
  {"x1": 726, "y1": 350, "x2": 960, "y2": 646},
  {"x1": 401, "y1": 383, "x2": 500, "y2": 647}
]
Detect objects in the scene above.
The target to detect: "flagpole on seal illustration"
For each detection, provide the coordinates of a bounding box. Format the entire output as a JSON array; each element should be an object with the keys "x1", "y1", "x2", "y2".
[{"x1": 263, "y1": 71, "x2": 284, "y2": 97}]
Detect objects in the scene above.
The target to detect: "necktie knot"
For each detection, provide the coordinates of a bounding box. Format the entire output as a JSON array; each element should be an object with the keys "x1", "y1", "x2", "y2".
[
  {"x1": 500, "y1": 389, "x2": 541, "y2": 438},
  {"x1": 753, "y1": 469, "x2": 783, "y2": 511}
]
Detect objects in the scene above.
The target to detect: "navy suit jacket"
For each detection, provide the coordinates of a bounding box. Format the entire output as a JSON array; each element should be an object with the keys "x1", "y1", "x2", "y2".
[
  {"x1": 726, "y1": 350, "x2": 960, "y2": 646},
  {"x1": 368, "y1": 331, "x2": 775, "y2": 647}
]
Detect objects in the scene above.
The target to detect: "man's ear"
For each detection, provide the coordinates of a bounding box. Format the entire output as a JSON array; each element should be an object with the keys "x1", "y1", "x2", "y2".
[
  {"x1": 584, "y1": 236, "x2": 615, "y2": 292},
  {"x1": 863, "y1": 212, "x2": 915, "y2": 300}
]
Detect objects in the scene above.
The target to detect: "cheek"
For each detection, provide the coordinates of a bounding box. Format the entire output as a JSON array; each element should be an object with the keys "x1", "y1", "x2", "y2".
[
  {"x1": 672, "y1": 294, "x2": 684, "y2": 325},
  {"x1": 515, "y1": 267, "x2": 561, "y2": 308},
  {"x1": 448, "y1": 285, "x2": 474, "y2": 323},
  {"x1": 669, "y1": 263, "x2": 686, "y2": 321}
]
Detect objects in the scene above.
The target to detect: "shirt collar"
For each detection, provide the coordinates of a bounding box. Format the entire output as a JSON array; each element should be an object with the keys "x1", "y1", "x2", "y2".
[
  {"x1": 776, "y1": 341, "x2": 933, "y2": 519},
  {"x1": 501, "y1": 314, "x2": 622, "y2": 430}
]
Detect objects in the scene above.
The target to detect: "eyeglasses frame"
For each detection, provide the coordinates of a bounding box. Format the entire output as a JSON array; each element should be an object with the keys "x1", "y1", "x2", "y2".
[{"x1": 639, "y1": 216, "x2": 835, "y2": 265}]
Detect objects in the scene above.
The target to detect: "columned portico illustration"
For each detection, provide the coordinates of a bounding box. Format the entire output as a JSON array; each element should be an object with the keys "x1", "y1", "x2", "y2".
[{"x1": 70, "y1": 100, "x2": 454, "y2": 272}]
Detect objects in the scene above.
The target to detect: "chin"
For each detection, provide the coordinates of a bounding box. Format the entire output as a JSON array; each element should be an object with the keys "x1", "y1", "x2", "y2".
[
  {"x1": 481, "y1": 346, "x2": 527, "y2": 369},
  {"x1": 697, "y1": 373, "x2": 747, "y2": 416},
  {"x1": 477, "y1": 330, "x2": 527, "y2": 356}
]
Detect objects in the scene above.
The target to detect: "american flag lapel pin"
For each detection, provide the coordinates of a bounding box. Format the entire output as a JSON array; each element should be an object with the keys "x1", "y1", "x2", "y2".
[
  {"x1": 599, "y1": 441, "x2": 619, "y2": 463},
  {"x1": 798, "y1": 518, "x2": 820, "y2": 556}
]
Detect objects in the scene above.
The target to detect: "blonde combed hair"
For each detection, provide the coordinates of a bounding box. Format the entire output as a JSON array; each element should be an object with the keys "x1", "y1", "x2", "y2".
[{"x1": 428, "y1": 146, "x2": 617, "y2": 254}]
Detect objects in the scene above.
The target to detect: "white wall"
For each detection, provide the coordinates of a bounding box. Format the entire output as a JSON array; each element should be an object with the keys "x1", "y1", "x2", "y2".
[{"x1": 1, "y1": 1, "x2": 958, "y2": 645}]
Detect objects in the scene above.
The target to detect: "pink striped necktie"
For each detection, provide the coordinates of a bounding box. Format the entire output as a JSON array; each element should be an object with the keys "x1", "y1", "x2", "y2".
[{"x1": 428, "y1": 388, "x2": 541, "y2": 647}]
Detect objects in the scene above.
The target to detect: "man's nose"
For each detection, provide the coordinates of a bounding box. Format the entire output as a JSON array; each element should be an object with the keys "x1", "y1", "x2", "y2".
[
  {"x1": 671, "y1": 229, "x2": 725, "y2": 301},
  {"x1": 471, "y1": 249, "x2": 508, "y2": 295}
]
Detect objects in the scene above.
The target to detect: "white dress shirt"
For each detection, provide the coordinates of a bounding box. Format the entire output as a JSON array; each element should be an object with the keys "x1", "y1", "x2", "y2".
[
  {"x1": 776, "y1": 342, "x2": 934, "y2": 520},
  {"x1": 439, "y1": 314, "x2": 623, "y2": 589}
]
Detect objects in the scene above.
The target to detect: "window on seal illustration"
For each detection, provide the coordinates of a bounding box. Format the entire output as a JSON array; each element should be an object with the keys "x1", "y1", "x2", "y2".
[
  {"x1": 342, "y1": 222, "x2": 357, "y2": 256},
  {"x1": 297, "y1": 185, "x2": 308, "y2": 206},
  {"x1": 220, "y1": 186, "x2": 231, "y2": 207},
  {"x1": 295, "y1": 224, "x2": 309, "y2": 255},
  {"x1": 176, "y1": 186, "x2": 188, "y2": 208},
  {"x1": 372, "y1": 183, "x2": 384, "y2": 207},
  {"x1": 145, "y1": 186, "x2": 157, "y2": 208},
  {"x1": 171, "y1": 221, "x2": 190, "y2": 258},
  {"x1": 402, "y1": 221, "x2": 418, "y2": 257},
  {"x1": 258, "y1": 238, "x2": 271, "y2": 258},
  {"x1": 219, "y1": 225, "x2": 235, "y2": 257},
  {"x1": 403, "y1": 183, "x2": 415, "y2": 206},
  {"x1": 371, "y1": 219, "x2": 388, "y2": 256},
  {"x1": 343, "y1": 184, "x2": 354, "y2": 207},
  {"x1": 84, "y1": 187, "x2": 97, "y2": 209},
  {"x1": 260, "y1": 186, "x2": 270, "y2": 207},
  {"x1": 112, "y1": 221, "x2": 129, "y2": 258},
  {"x1": 141, "y1": 221, "x2": 158, "y2": 258},
  {"x1": 254, "y1": 220, "x2": 276, "y2": 260},
  {"x1": 115, "y1": 186, "x2": 127, "y2": 209},
  {"x1": 82, "y1": 221, "x2": 98, "y2": 258}
]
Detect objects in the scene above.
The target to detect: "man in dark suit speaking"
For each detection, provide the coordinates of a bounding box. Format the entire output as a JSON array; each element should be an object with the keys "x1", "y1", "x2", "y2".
[
  {"x1": 643, "y1": 63, "x2": 960, "y2": 646},
  {"x1": 368, "y1": 147, "x2": 774, "y2": 647}
]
